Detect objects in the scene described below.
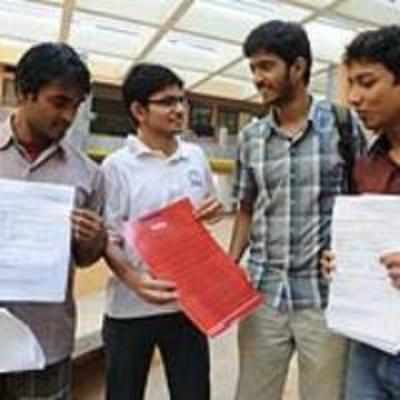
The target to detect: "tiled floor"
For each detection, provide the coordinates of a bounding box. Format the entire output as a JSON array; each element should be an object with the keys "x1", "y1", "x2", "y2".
[{"x1": 72, "y1": 216, "x2": 299, "y2": 400}]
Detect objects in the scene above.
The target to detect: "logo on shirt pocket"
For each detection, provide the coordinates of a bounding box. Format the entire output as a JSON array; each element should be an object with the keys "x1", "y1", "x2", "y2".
[{"x1": 188, "y1": 169, "x2": 203, "y2": 188}]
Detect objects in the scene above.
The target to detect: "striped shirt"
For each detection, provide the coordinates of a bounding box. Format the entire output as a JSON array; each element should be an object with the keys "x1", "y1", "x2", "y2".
[{"x1": 233, "y1": 99, "x2": 364, "y2": 311}]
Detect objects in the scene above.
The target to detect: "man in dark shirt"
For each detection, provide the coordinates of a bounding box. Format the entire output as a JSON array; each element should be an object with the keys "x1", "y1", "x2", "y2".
[{"x1": 325, "y1": 25, "x2": 400, "y2": 400}]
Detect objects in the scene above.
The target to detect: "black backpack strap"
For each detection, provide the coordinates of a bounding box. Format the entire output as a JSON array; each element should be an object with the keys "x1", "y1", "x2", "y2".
[{"x1": 332, "y1": 104, "x2": 356, "y2": 194}]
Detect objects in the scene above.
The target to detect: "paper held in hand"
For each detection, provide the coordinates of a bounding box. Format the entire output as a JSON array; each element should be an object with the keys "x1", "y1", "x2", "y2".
[
  {"x1": 327, "y1": 194, "x2": 400, "y2": 354},
  {"x1": 124, "y1": 198, "x2": 264, "y2": 337},
  {"x1": 0, "y1": 178, "x2": 74, "y2": 302}
]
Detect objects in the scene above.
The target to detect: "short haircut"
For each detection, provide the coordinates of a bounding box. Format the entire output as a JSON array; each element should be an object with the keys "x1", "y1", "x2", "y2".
[
  {"x1": 15, "y1": 42, "x2": 91, "y2": 98},
  {"x1": 243, "y1": 20, "x2": 312, "y2": 85},
  {"x1": 122, "y1": 63, "x2": 184, "y2": 127},
  {"x1": 344, "y1": 25, "x2": 400, "y2": 83}
]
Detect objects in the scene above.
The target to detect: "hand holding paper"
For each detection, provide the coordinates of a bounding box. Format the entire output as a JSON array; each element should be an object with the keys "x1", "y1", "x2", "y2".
[
  {"x1": 193, "y1": 195, "x2": 224, "y2": 224},
  {"x1": 105, "y1": 237, "x2": 178, "y2": 305},
  {"x1": 380, "y1": 252, "x2": 400, "y2": 289},
  {"x1": 124, "y1": 198, "x2": 264, "y2": 337},
  {"x1": 327, "y1": 195, "x2": 400, "y2": 354},
  {"x1": 0, "y1": 178, "x2": 74, "y2": 302},
  {"x1": 131, "y1": 272, "x2": 178, "y2": 305}
]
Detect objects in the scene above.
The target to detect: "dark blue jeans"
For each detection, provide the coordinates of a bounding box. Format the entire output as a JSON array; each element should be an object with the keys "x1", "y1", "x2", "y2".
[
  {"x1": 102, "y1": 312, "x2": 210, "y2": 400},
  {"x1": 346, "y1": 341, "x2": 400, "y2": 400}
]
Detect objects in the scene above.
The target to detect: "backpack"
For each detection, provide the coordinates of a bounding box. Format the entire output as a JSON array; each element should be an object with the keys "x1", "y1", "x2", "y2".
[{"x1": 332, "y1": 104, "x2": 364, "y2": 194}]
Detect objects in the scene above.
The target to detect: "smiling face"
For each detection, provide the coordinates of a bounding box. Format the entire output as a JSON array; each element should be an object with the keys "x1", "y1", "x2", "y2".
[
  {"x1": 347, "y1": 60, "x2": 400, "y2": 133},
  {"x1": 248, "y1": 50, "x2": 305, "y2": 108},
  {"x1": 133, "y1": 84, "x2": 186, "y2": 137}
]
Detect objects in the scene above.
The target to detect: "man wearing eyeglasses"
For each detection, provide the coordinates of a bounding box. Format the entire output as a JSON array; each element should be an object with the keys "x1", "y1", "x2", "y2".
[{"x1": 102, "y1": 63, "x2": 222, "y2": 400}]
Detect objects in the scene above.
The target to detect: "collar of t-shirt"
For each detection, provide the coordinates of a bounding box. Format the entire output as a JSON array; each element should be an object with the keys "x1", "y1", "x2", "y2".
[
  {"x1": 368, "y1": 134, "x2": 391, "y2": 157},
  {"x1": 8, "y1": 116, "x2": 47, "y2": 162},
  {"x1": 268, "y1": 96, "x2": 316, "y2": 141},
  {"x1": 126, "y1": 134, "x2": 188, "y2": 161},
  {"x1": 17, "y1": 139, "x2": 46, "y2": 162},
  {"x1": 0, "y1": 116, "x2": 66, "y2": 164}
]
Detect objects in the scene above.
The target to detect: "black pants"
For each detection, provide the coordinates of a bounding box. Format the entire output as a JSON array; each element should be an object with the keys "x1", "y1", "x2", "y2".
[
  {"x1": 0, "y1": 358, "x2": 71, "y2": 400},
  {"x1": 102, "y1": 313, "x2": 210, "y2": 400}
]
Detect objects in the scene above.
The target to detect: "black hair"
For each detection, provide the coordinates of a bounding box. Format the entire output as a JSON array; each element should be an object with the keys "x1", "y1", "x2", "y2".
[
  {"x1": 243, "y1": 20, "x2": 312, "y2": 85},
  {"x1": 122, "y1": 63, "x2": 184, "y2": 127},
  {"x1": 344, "y1": 25, "x2": 400, "y2": 83},
  {"x1": 15, "y1": 42, "x2": 91, "y2": 98}
]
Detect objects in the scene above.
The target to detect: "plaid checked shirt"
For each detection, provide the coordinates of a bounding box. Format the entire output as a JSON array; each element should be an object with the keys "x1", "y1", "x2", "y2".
[{"x1": 233, "y1": 99, "x2": 364, "y2": 311}]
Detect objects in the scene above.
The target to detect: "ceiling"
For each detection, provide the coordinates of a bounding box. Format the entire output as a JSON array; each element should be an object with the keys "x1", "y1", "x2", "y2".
[{"x1": 0, "y1": 0, "x2": 399, "y2": 102}]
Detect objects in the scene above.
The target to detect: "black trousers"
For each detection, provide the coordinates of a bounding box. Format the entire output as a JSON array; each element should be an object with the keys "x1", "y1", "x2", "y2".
[
  {"x1": 0, "y1": 358, "x2": 71, "y2": 400},
  {"x1": 102, "y1": 313, "x2": 210, "y2": 400}
]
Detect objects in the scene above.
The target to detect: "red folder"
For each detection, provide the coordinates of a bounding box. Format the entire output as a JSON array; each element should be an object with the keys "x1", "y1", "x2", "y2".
[{"x1": 124, "y1": 198, "x2": 264, "y2": 337}]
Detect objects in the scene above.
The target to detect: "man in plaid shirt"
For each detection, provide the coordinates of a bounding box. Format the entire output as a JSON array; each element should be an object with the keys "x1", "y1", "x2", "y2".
[{"x1": 229, "y1": 20, "x2": 364, "y2": 400}]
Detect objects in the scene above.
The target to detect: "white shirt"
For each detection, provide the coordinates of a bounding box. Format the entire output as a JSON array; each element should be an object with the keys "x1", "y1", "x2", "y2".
[{"x1": 102, "y1": 135, "x2": 215, "y2": 318}]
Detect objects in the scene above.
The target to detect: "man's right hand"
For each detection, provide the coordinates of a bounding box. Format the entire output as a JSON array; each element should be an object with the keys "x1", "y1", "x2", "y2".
[
  {"x1": 105, "y1": 238, "x2": 178, "y2": 306},
  {"x1": 132, "y1": 272, "x2": 178, "y2": 305}
]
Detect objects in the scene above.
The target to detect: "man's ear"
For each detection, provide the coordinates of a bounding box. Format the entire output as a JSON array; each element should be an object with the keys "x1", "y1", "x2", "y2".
[
  {"x1": 291, "y1": 57, "x2": 307, "y2": 83},
  {"x1": 130, "y1": 101, "x2": 146, "y2": 125},
  {"x1": 16, "y1": 91, "x2": 32, "y2": 106}
]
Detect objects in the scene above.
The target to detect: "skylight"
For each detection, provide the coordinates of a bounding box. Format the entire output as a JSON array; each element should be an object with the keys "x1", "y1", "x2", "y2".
[{"x1": 204, "y1": 0, "x2": 310, "y2": 21}]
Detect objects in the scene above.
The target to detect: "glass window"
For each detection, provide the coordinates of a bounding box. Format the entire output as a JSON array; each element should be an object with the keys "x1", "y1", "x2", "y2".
[
  {"x1": 189, "y1": 102, "x2": 214, "y2": 137},
  {"x1": 3, "y1": 78, "x2": 17, "y2": 107},
  {"x1": 218, "y1": 108, "x2": 238, "y2": 135},
  {"x1": 90, "y1": 97, "x2": 131, "y2": 137},
  {"x1": 238, "y1": 112, "x2": 251, "y2": 130}
]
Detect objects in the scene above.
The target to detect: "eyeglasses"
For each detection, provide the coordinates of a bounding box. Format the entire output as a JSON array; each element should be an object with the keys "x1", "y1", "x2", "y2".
[{"x1": 147, "y1": 95, "x2": 188, "y2": 108}]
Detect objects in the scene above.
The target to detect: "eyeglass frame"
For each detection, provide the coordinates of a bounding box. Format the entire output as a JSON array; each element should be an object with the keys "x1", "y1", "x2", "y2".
[{"x1": 146, "y1": 95, "x2": 188, "y2": 108}]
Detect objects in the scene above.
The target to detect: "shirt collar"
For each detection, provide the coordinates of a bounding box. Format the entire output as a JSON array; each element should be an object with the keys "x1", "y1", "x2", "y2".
[
  {"x1": 0, "y1": 114, "x2": 67, "y2": 156},
  {"x1": 126, "y1": 133, "x2": 189, "y2": 161},
  {"x1": 265, "y1": 95, "x2": 316, "y2": 137},
  {"x1": 368, "y1": 134, "x2": 391, "y2": 157}
]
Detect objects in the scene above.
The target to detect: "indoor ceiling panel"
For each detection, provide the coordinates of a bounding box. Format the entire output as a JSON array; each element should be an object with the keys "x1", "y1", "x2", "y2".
[
  {"x1": 335, "y1": 0, "x2": 400, "y2": 26},
  {"x1": 87, "y1": 54, "x2": 132, "y2": 84},
  {"x1": 30, "y1": 0, "x2": 62, "y2": 4},
  {"x1": 287, "y1": 0, "x2": 334, "y2": 9},
  {"x1": 0, "y1": 38, "x2": 31, "y2": 65},
  {"x1": 193, "y1": 76, "x2": 257, "y2": 100},
  {"x1": 176, "y1": 0, "x2": 311, "y2": 43},
  {"x1": 172, "y1": 68, "x2": 207, "y2": 87},
  {"x1": 0, "y1": 0, "x2": 61, "y2": 43},
  {"x1": 69, "y1": 11, "x2": 155, "y2": 58},
  {"x1": 76, "y1": 0, "x2": 182, "y2": 26},
  {"x1": 223, "y1": 59, "x2": 252, "y2": 81},
  {"x1": 306, "y1": 19, "x2": 356, "y2": 63},
  {"x1": 146, "y1": 31, "x2": 241, "y2": 73}
]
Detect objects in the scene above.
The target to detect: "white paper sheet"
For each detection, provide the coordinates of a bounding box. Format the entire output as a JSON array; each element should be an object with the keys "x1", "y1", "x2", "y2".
[
  {"x1": 0, "y1": 308, "x2": 45, "y2": 372},
  {"x1": 327, "y1": 195, "x2": 400, "y2": 354},
  {"x1": 0, "y1": 178, "x2": 74, "y2": 302}
]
